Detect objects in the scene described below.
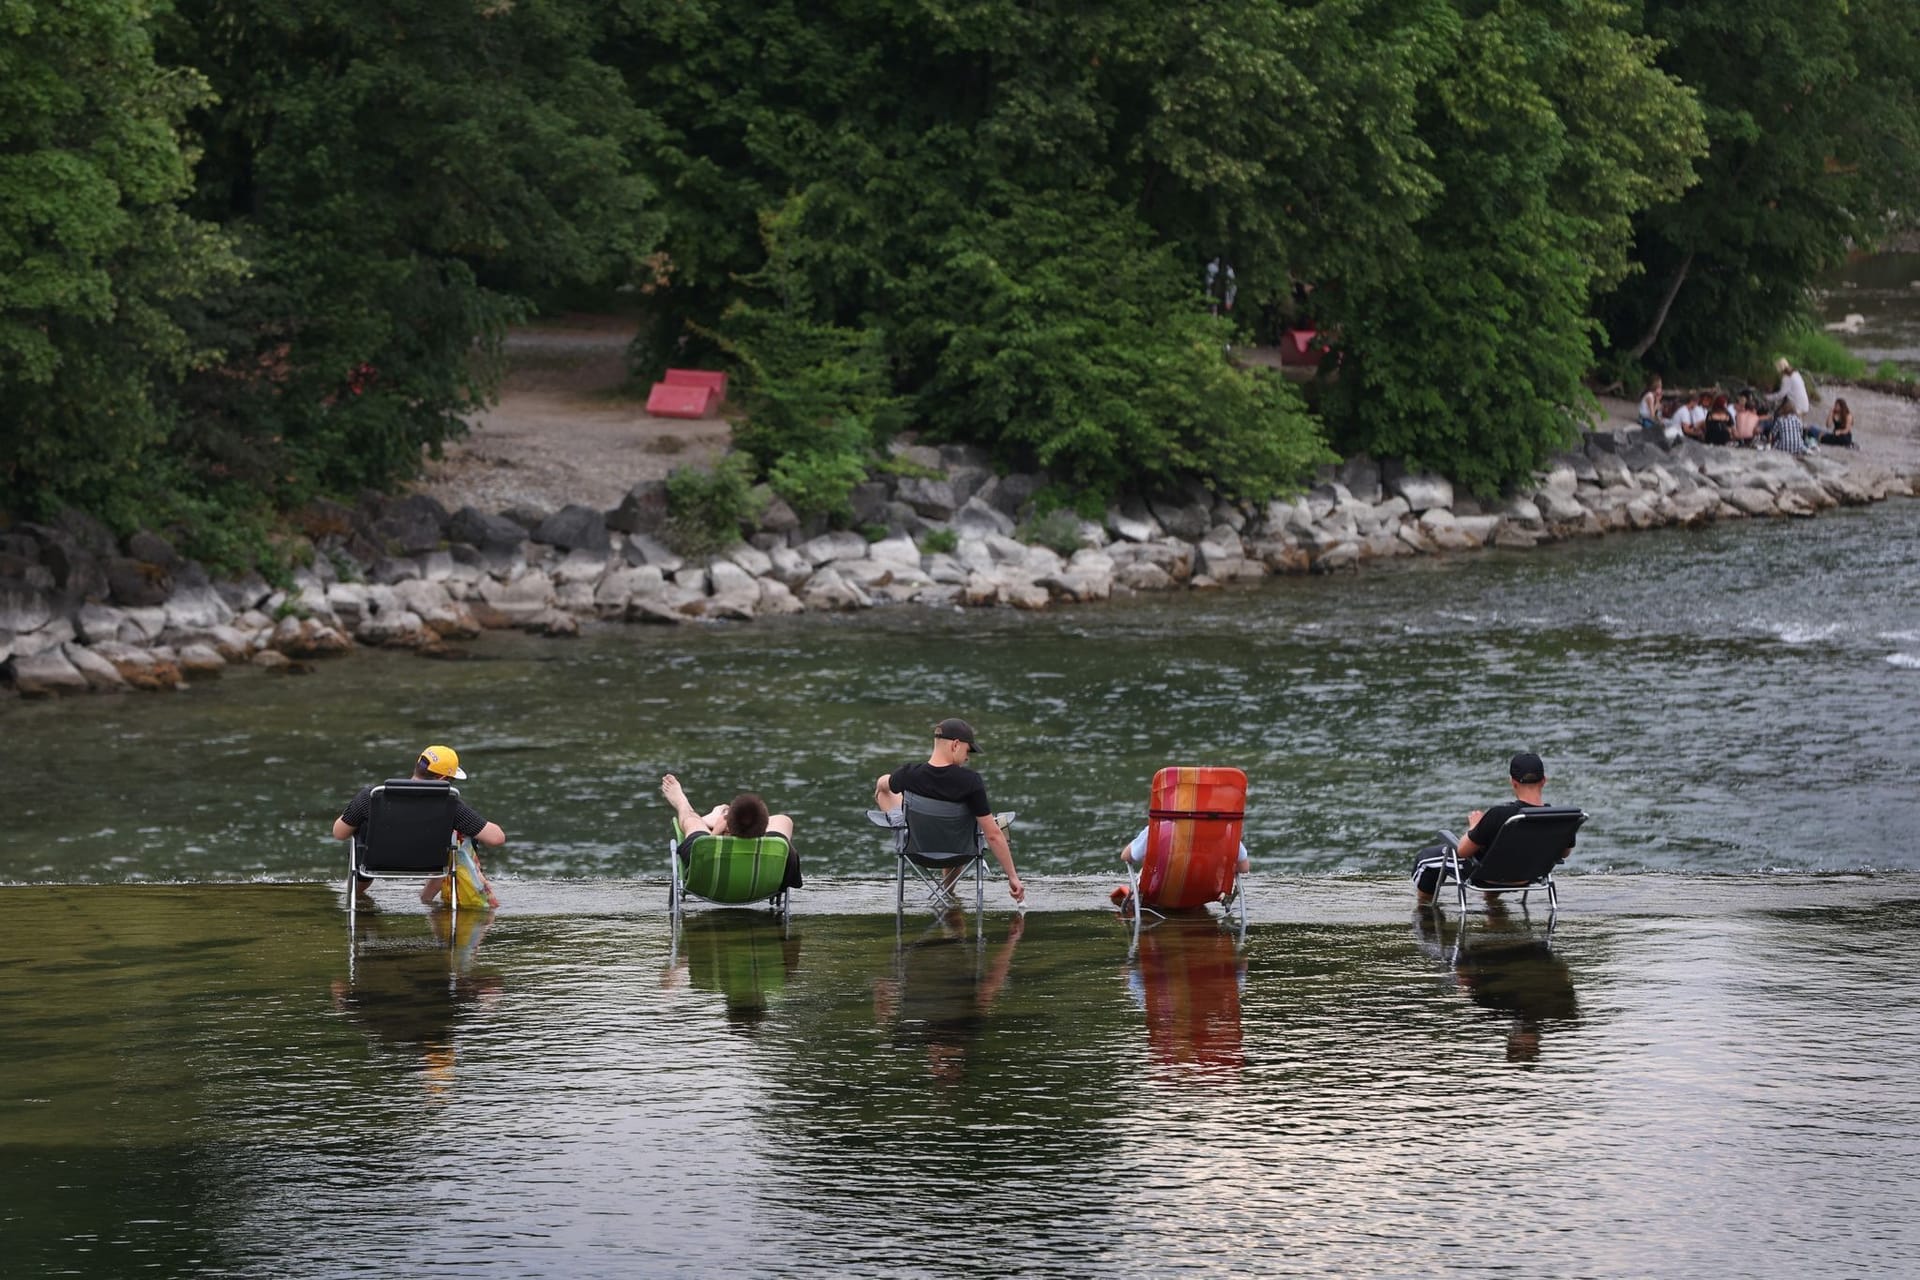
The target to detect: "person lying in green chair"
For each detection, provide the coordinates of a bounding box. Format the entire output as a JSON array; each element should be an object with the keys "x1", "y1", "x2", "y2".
[{"x1": 660, "y1": 774, "x2": 802, "y2": 889}]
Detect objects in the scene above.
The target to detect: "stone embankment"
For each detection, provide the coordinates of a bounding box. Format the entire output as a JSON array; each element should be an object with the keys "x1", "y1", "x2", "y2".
[{"x1": 3, "y1": 432, "x2": 1916, "y2": 698}]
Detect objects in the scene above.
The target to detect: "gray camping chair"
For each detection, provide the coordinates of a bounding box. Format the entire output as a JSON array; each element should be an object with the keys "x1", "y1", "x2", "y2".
[
  {"x1": 1432, "y1": 807, "x2": 1588, "y2": 916},
  {"x1": 348, "y1": 779, "x2": 462, "y2": 930},
  {"x1": 866, "y1": 794, "x2": 1012, "y2": 918}
]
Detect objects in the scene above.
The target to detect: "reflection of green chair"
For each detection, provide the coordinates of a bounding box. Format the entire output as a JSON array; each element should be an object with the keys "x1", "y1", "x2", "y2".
[
  {"x1": 668, "y1": 820, "x2": 793, "y2": 923},
  {"x1": 676, "y1": 910, "x2": 800, "y2": 1029}
]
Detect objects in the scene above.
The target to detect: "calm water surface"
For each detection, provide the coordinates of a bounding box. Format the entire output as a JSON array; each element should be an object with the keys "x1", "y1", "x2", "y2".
[
  {"x1": 3, "y1": 499, "x2": 1917, "y2": 884},
  {"x1": 4, "y1": 497, "x2": 1918, "y2": 1277},
  {"x1": 2, "y1": 881, "x2": 1915, "y2": 1278}
]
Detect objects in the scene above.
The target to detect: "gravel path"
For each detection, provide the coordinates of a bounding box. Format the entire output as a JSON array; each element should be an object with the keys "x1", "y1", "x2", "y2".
[{"x1": 411, "y1": 317, "x2": 729, "y2": 514}]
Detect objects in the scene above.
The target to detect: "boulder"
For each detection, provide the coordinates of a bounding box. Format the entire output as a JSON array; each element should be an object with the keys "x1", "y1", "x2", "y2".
[
  {"x1": 532, "y1": 504, "x2": 611, "y2": 553},
  {"x1": 551, "y1": 548, "x2": 611, "y2": 586},
  {"x1": 91, "y1": 641, "x2": 187, "y2": 689},
  {"x1": 1312, "y1": 541, "x2": 1362, "y2": 571},
  {"x1": 63, "y1": 642, "x2": 128, "y2": 691},
  {"x1": 0, "y1": 582, "x2": 54, "y2": 635},
  {"x1": 982, "y1": 473, "x2": 1044, "y2": 519},
  {"x1": 798, "y1": 568, "x2": 870, "y2": 612},
  {"x1": 164, "y1": 585, "x2": 234, "y2": 633},
  {"x1": 1724, "y1": 487, "x2": 1778, "y2": 516},
  {"x1": 896, "y1": 475, "x2": 960, "y2": 519},
  {"x1": 1116, "y1": 561, "x2": 1175, "y2": 591},
  {"x1": 176, "y1": 642, "x2": 227, "y2": 676},
  {"x1": 847, "y1": 481, "x2": 892, "y2": 527},
  {"x1": 606, "y1": 480, "x2": 670, "y2": 535},
  {"x1": 955, "y1": 497, "x2": 1016, "y2": 539},
  {"x1": 757, "y1": 578, "x2": 805, "y2": 616},
  {"x1": 125, "y1": 529, "x2": 183, "y2": 569},
  {"x1": 723, "y1": 545, "x2": 774, "y2": 578},
  {"x1": 798, "y1": 531, "x2": 870, "y2": 566},
  {"x1": 766, "y1": 545, "x2": 813, "y2": 586},
  {"x1": 708, "y1": 560, "x2": 759, "y2": 597},
  {"x1": 11, "y1": 649, "x2": 89, "y2": 697},
  {"x1": 449, "y1": 506, "x2": 529, "y2": 552},
  {"x1": 622, "y1": 533, "x2": 685, "y2": 573},
  {"x1": 1003, "y1": 580, "x2": 1052, "y2": 610},
  {"x1": 11, "y1": 615, "x2": 75, "y2": 658},
  {"x1": 1107, "y1": 498, "x2": 1160, "y2": 543},
  {"x1": 370, "y1": 494, "x2": 448, "y2": 556},
  {"x1": 756, "y1": 490, "x2": 801, "y2": 536},
  {"x1": 105, "y1": 557, "x2": 171, "y2": 607},
  {"x1": 1336, "y1": 455, "x2": 1384, "y2": 504},
  {"x1": 1148, "y1": 496, "x2": 1211, "y2": 541},
  {"x1": 1385, "y1": 466, "x2": 1454, "y2": 512}
]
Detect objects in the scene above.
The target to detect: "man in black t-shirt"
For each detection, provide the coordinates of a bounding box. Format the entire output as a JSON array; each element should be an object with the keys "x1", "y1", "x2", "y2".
[
  {"x1": 874, "y1": 718, "x2": 1025, "y2": 903},
  {"x1": 334, "y1": 744, "x2": 506, "y2": 905},
  {"x1": 1412, "y1": 752, "x2": 1572, "y2": 903}
]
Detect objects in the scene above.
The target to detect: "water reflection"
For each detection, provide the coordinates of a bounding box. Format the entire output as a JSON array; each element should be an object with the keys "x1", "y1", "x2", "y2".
[
  {"x1": 1128, "y1": 914, "x2": 1247, "y2": 1076},
  {"x1": 664, "y1": 908, "x2": 802, "y2": 1032},
  {"x1": 875, "y1": 909, "x2": 1025, "y2": 1085},
  {"x1": 1413, "y1": 906, "x2": 1578, "y2": 1065},
  {"x1": 331, "y1": 907, "x2": 502, "y2": 1099}
]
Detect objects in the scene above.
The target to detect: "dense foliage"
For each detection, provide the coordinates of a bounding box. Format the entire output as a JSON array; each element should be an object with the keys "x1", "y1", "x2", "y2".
[
  {"x1": 5, "y1": 0, "x2": 1917, "y2": 548},
  {"x1": 1598, "y1": 0, "x2": 1920, "y2": 377}
]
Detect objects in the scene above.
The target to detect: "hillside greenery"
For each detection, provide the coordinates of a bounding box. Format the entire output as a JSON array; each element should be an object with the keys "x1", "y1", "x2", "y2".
[{"x1": 5, "y1": 0, "x2": 1919, "y2": 560}]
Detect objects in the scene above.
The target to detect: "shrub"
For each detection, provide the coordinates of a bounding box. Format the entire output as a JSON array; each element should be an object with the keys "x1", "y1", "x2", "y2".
[
  {"x1": 1017, "y1": 508, "x2": 1083, "y2": 558},
  {"x1": 1777, "y1": 323, "x2": 1866, "y2": 381},
  {"x1": 919, "y1": 527, "x2": 958, "y2": 555},
  {"x1": 663, "y1": 453, "x2": 765, "y2": 557}
]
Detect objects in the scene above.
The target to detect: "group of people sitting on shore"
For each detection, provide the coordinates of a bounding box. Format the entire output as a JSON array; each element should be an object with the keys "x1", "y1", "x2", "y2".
[{"x1": 1636, "y1": 359, "x2": 1855, "y2": 454}]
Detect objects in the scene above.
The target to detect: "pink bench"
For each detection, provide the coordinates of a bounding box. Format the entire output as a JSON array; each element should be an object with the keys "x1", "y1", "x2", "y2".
[{"x1": 646, "y1": 383, "x2": 714, "y2": 419}]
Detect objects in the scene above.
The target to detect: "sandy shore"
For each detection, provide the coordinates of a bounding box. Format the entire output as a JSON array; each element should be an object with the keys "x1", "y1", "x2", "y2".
[
  {"x1": 414, "y1": 320, "x2": 1920, "y2": 513},
  {"x1": 411, "y1": 317, "x2": 729, "y2": 514}
]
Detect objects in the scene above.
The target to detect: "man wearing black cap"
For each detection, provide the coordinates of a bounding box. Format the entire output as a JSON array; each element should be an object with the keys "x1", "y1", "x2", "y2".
[
  {"x1": 875, "y1": 718, "x2": 1025, "y2": 903},
  {"x1": 1412, "y1": 752, "x2": 1570, "y2": 904}
]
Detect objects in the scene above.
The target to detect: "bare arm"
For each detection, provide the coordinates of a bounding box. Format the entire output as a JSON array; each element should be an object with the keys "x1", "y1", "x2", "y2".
[
  {"x1": 874, "y1": 772, "x2": 900, "y2": 810},
  {"x1": 474, "y1": 821, "x2": 505, "y2": 847},
  {"x1": 1455, "y1": 809, "x2": 1486, "y2": 859},
  {"x1": 332, "y1": 816, "x2": 355, "y2": 840},
  {"x1": 980, "y1": 815, "x2": 1024, "y2": 903}
]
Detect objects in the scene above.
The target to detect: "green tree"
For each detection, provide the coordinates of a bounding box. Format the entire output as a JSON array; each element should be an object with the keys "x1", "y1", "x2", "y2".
[
  {"x1": 0, "y1": 0, "x2": 238, "y2": 522},
  {"x1": 157, "y1": 0, "x2": 661, "y2": 502},
  {"x1": 1317, "y1": 0, "x2": 1703, "y2": 494},
  {"x1": 1601, "y1": 0, "x2": 1920, "y2": 373}
]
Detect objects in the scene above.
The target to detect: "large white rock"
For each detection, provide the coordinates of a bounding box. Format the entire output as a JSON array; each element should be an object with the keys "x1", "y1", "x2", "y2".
[
  {"x1": 1389, "y1": 472, "x2": 1454, "y2": 512},
  {"x1": 63, "y1": 642, "x2": 128, "y2": 691},
  {"x1": 757, "y1": 578, "x2": 804, "y2": 616},
  {"x1": 552, "y1": 549, "x2": 610, "y2": 586},
  {"x1": 869, "y1": 535, "x2": 921, "y2": 568},
  {"x1": 12, "y1": 649, "x2": 89, "y2": 696},
  {"x1": 798, "y1": 568, "x2": 870, "y2": 611},
  {"x1": 798, "y1": 531, "x2": 869, "y2": 566},
  {"x1": 723, "y1": 545, "x2": 774, "y2": 578}
]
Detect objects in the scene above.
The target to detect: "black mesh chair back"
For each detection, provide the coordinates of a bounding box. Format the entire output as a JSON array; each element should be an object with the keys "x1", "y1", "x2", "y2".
[
  {"x1": 1472, "y1": 808, "x2": 1588, "y2": 888},
  {"x1": 358, "y1": 779, "x2": 459, "y2": 877},
  {"x1": 901, "y1": 793, "x2": 986, "y2": 867}
]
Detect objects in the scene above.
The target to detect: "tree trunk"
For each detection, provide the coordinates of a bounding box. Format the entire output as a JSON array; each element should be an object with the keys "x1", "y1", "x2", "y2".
[{"x1": 1628, "y1": 250, "x2": 1695, "y2": 360}]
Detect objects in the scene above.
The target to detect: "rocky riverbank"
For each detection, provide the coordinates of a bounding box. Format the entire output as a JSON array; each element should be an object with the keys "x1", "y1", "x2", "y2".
[{"x1": 3, "y1": 430, "x2": 1916, "y2": 698}]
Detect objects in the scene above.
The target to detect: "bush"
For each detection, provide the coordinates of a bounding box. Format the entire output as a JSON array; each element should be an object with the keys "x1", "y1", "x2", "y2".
[
  {"x1": 1777, "y1": 324, "x2": 1866, "y2": 381},
  {"x1": 919, "y1": 527, "x2": 958, "y2": 555},
  {"x1": 1017, "y1": 509, "x2": 1083, "y2": 558},
  {"x1": 663, "y1": 454, "x2": 765, "y2": 557}
]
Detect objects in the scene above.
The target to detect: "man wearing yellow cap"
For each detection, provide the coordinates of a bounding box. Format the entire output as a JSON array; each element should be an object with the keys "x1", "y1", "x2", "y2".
[{"x1": 333, "y1": 745, "x2": 506, "y2": 904}]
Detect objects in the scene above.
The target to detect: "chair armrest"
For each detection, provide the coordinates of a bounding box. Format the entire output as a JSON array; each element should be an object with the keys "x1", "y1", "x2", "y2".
[
  {"x1": 1436, "y1": 829, "x2": 1459, "y2": 850},
  {"x1": 866, "y1": 808, "x2": 906, "y2": 829}
]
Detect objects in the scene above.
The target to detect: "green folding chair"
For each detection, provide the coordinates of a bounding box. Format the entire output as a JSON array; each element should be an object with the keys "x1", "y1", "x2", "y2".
[{"x1": 668, "y1": 820, "x2": 794, "y2": 923}]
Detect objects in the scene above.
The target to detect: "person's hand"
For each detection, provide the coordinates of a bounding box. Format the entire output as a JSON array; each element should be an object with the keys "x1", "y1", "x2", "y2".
[
  {"x1": 1467, "y1": 809, "x2": 1484, "y2": 829},
  {"x1": 1008, "y1": 875, "x2": 1026, "y2": 904}
]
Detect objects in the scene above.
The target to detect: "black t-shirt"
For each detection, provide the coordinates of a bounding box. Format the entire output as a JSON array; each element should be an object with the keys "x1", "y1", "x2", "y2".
[
  {"x1": 1466, "y1": 801, "x2": 1573, "y2": 854},
  {"x1": 888, "y1": 762, "x2": 991, "y2": 817},
  {"x1": 339, "y1": 782, "x2": 488, "y2": 839}
]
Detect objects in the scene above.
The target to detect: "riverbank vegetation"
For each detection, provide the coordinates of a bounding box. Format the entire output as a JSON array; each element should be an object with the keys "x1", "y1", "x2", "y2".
[{"x1": 5, "y1": 0, "x2": 1919, "y2": 568}]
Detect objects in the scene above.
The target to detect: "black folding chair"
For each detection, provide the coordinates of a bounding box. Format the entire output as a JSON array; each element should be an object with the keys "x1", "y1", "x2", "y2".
[
  {"x1": 348, "y1": 779, "x2": 460, "y2": 930},
  {"x1": 867, "y1": 793, "x2": 1007, "y2": 921},
  {"x1": 1432, "y1": 807, "x2": 1588, "y2": 915}
]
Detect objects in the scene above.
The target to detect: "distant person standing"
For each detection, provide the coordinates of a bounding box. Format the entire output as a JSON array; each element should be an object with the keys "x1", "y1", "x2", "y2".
[
  {"x1": 334, "y1": 745, "x2": 504, "y2": 906},
  {"x1": 1766, "y1": 357, "x2": 1811, "y2": 424},
  {"x1": 874, "y1": 718, "x2": 1025, "y2": 903}
]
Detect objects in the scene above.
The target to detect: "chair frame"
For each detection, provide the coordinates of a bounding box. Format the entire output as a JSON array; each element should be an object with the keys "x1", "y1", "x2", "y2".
[
  {"x1": 667, "y1": 821, "x2": 792, "y2": 926},
  {"x1": 1432, "y1": 806, "x2": 1589, "y2": 916},
  {"x1": 1124, "y1": 768, "x2": 1250, "y2": 955},
  {"x1": 347, "y1": 779, "x2": 462, "y2": 933},
  {"x1": 867, "y1": 793, "x2": 1006, "y2": 922}
]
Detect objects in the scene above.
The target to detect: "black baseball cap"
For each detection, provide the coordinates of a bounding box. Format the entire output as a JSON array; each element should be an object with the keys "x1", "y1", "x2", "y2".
[
  {"x1": 1509, "y1": 752, "x2": 1546, "y2": 784},
  {"x1": 933, "y1": 718, "x2": 983, "y2": 753}
]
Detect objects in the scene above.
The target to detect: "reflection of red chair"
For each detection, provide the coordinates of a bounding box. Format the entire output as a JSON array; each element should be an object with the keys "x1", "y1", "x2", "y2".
[
  {"x1": 1136, "y1": 917, "x2": 1245, "y2": 1075},
  {"x1": 1127, "y1": 766, "x2": 1248, "y2": 950}
]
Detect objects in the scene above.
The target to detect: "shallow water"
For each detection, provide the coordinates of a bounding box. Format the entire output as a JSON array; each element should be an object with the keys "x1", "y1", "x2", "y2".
[
  {"x1": 1818, "y1": 252, "x2": 1920, "y2": 371},
  {"x1": 4, "y1": 500, "x2": 1918, "y2": 886},
  {"x1": 3, "y1": 881, "x2": 1916, "y2": 1278}
]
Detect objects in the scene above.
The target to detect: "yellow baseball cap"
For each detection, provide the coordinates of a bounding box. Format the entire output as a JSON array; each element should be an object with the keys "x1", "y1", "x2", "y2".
[{"x1": 417, "y1": 745, "x2": 467, "y2": 780}]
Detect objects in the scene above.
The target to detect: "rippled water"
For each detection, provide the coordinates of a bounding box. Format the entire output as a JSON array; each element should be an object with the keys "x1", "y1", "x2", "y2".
[
  {"x1": 1818, "y1": 252, "x2": 1920, "y2": 370},
  {"x1": 3, "y1": 881, "x2": 1916, "y2": 1278},
  {"x1": 4, "y1": 500, "x2": 1918, "y2": 885}
]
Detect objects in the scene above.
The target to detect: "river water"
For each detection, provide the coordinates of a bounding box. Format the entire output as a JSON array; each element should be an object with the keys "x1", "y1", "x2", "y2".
[{"x1": 4, "y1": 498, "x2": 1919, "y2": 1278}]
